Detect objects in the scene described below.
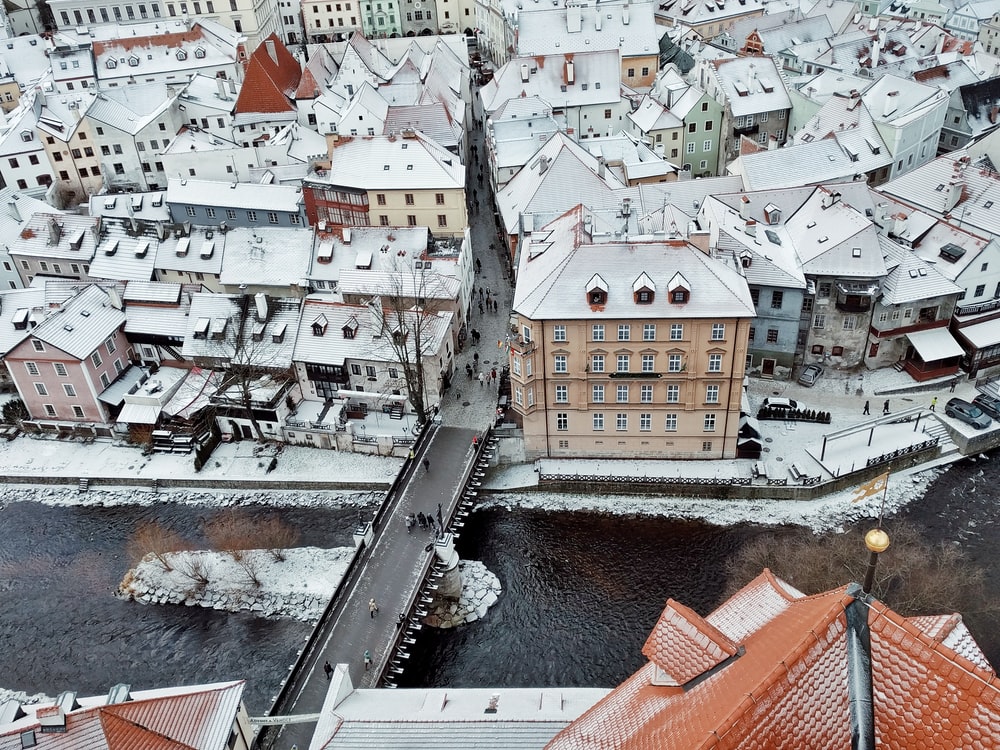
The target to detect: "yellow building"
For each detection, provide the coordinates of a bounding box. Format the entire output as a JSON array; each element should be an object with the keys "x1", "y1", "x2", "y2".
[{"x1": 510, "y1": 205, "x2": 755, "y2": 460}]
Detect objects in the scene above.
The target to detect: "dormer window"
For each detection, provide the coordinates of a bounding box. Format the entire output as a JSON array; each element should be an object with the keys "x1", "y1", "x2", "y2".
[
  {"x1": 632, "y1": 272, "x2": 655, "y2": 304},
  {"x1": 312, "y1": 314, "x2": 328, "y2": 336},
  {"x1": 176, "y1": 49, "x2": 188, "y2": 61},
  {"x1": 194, "y1": 46, "x2": 206, "y2": 59},
  {"x1": 128, "y1": 55, "x2": 139, "y2": 67},
  {"x1": 586, "y1": 273, "x2": 608, "y2": 306},
  {"x1": 19, "y1": 130, "x2": 32, "y2": 142},
  {"x1": 668, "y1": 272, "x2": 690, "y2": 304},
  {"x1": 106, "y1": 59, "x2": 117, "y2": 69},
  {"x1": 342, "y1": 316, "x2": 359, "y2": 339}
]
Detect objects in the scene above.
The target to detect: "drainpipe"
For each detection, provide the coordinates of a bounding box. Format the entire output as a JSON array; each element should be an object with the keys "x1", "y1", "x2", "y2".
[
  {"x1": 540, "y1": 321, "x2": 549, "y2": 455},
  {"x1": 721, "y1": 318, "x2": 740, "y2": 457}
]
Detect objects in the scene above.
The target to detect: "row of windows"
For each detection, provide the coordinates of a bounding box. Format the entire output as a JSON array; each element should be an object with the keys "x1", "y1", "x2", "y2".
[
  {"x1": 375, "y1": 192, "x2": 446, "y2": 206},
  {"x1": 24, "y1": 261, "x2": 88, "y2": 275},
  {"x1": 347, "y1": 363, "x2": 399, "y2": 378},
  {"x1": 41, "y1": 404, "x2": 87, "y2": 419},
  {"x1": 544, "y1": 322, "x2": 727, "y2": 343},
  {"x1": 551, "y1": 382, "x2": 722, "y2": 404},
  {"x1": 548, "y1": 353, "x2": 724, "y2": 374},
  {"x1": 181, "y1": 206, "x2": 302, "y2": 224},
  {"x1": 812, "y1": 314, "x2": 859, "y2": 330},
  {"x1": 378, "y1": 214, "x2": 449, "y2": 227},
  {"x1": 546, "y1": 410, "x2": 719, "y2": 433}
]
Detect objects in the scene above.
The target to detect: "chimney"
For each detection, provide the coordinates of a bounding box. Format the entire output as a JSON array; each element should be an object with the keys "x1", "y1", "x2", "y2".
[
  {"x1": 539, "y1": 155, "x2": 549, "y2": 174},
  {"x1": 367, "y1": 296, "x2": 384, "y2": 333},
  {"x1": 744, "y1": 219, "x2": 757, "y2": 236},
  {"x1": 106, "y1": 285, "x2": 122, "y2": 310},
  {"x1": 871, "y1": 37, "x2": 880, "y2": 68},
  {"x1": 8, "y1": 198, "x2": 21, "y2": 223},
  {"x1": 567, "y1": 2, "x2": 582, "y2": 32},
  {"x1": 739, "y1": 195, "x2": 751, "y2": 219},
  {"x1": 217, "y1": 76, "x2": 228, "y2": 99},
  {"x1": 883, "y1": 91, "x2": 898, "y2": 118},
  {"x1": 254, "y1": 291, "x2": 269, "y2": 321},
  {"x1": 945, "y1": 181, "x2": 963, "y2": 211},
  {"x1": 595, "y1": 10, "x2": 602, "y2": 30},
  {"x1": 891, "y1": 212, "x2": 907, "y2": 237},
  {"x1": 265, "y1": 38, "x2": 278, "y2": 65},
  {"x1": 597, "y1": 156, "x2": 606, "y2": 179},
  {"x1": 935, "y1": 31, "x2": 945, "y2": 55},
  {"x1": 622, "y1": 4, "x2": 630, "y2": 24},
  {"x1": 747, "y1": 62, "x2": 756, "y2": 88},
  {"x1": 565, "y1": 59, "x2": 575, "y2": 85},
  {"x1": 520, "y1": 63, "x2": 529, "y2": 83},
  {"x1": 47, "y1": 218, "x2": 62, "y2": 245}
]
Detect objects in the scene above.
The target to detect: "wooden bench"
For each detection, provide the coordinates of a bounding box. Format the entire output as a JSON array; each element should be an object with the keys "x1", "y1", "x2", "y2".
[
  {"x1": 753, "y1": 461, "x2": 768, "y2": 479},
  {"x1": 788, "y1": 463, "x2": 805, "y2": 481}
]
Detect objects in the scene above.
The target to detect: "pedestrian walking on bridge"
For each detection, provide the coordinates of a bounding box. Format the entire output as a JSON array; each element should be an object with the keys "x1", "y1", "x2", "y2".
[
  {"x1": 369, "y1": 598, "x2": 379, "y2": 618},
  {"x1": 423, "y1": 458, "x2": 430, "y2": 472},
  {"x1": 364, "y1": 650, "x2": 372, "y2": 671}
]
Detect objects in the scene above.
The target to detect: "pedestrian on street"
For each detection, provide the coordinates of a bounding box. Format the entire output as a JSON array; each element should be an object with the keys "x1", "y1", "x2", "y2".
[
  {"x1": 479, "y1": 301, "x2": 484, "y2": 315},
  {"x1": 423, "y1": 458, "x2": 430, "y2": 472},
  {"x1": 478, "y1": 371, "x2": 485, "y2": 387},
  {"x1": 472, "y1": 329, "x2": 480, "y2": 344},
  {"x1": 930, "y1": 396, "x2": 937, "y2": 411},
  {"x1": 950, "y1": 378, "x2": 958, "y2": 393},
  {"x1": 883, "y1": 400, "x2": 890, "y2": 414},
  {"x1": 472, "y1": 434, "x2": 479, "y2": 448},
  {"x1": 417, "y1": 511, "x2": 426, "y2": 528},
  {"x1": 863, "y1": 400, "x2": 870, "y2": 415},
  {"x1": 490, "y1": 368, "x2": 497, "y2": 382},
  {"x1": 479, "y1": 288, "x2": 484, "y2": 301},
  {"x1": 364, "y1": 650, "x2": 372, "y2": 671},
  {"x1": 369, "y1": 598, "x2": 379, "y2": 618},
  {"x1": 408, "y1": 448, "x2": 414, "y2": 460},
  {"x1": 324, "y1": 661, "x2": 333, "y2": 680},
  {"x1": 428, "y1": 515, "x2": 436, "y2": 533},
  {"x1": 405, "y1": 514, "x2": 414, "y2": 533},
  {"x1": 473, "y1": 352, "x2": 479, "y2": 365},
  {"x1": 466, "y1": 363, "x2": 473, "y2": 378},
  {"x1": 476, "y1": 258, "x2": 482, "y2": 273},
  {"x1": 492, "y1": 299, "x2": 498, "y2": 313},
  {"x1": 397, "y1": 612, "x2": 406, "y2": 629}
]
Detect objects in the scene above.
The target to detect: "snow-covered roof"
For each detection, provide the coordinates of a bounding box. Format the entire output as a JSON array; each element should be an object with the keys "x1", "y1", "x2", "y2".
[
  {"x1": 153, "y1": 228, "x2": 225, "y2": 275},
  {"x1": 181, "y1": 292, "x2": 301, "y2": 368},
  {"x1": 879, "y1": 235, "x2": 963, "y2": 304},
  {"x1": 711, "y1": 56, "x2": 791, "y2": 117},
  {"x1": 787, "y1": 190, "x2": 885, "y2": 278},
  {"x1": 29, "y1": 284, "x2": 125, "y2": 359},
  {"x1": 88, "y1": 191, "x2": 170, "y2": 223},
  {"x1": 0, "y1": 286, "x2": 45, "y2": 355},
  {"x1": 87, "y1": 229, "x2": 160, "y2": 283},
  {"x1": 87, "y1": 83, "x2": 176, "y2": 135},
  {"x1": 516, "y1": 1, "x2": 660, "y2": 58},
  {"x1": 514, "y1": 205, "x2": 755, "y2": 321},
  {"x1": 218, "y1": 227, "x2": 313, "y2": 289},
  {"x1": 166, "y1": 178, "x2": 303, "y2": 213},
  {"x1": 317, "y1": 132, "x2": 464, "y2": 191},
  {"x1": 10, "y1": 213, "x2": 99, "y2": 261},
  {"x1": 732, "y1": 140, "x2": 861, "y2": 191}
]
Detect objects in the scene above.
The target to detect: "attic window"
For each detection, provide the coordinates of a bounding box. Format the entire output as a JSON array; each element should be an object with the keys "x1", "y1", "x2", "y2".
[
  {"x1": 19, "y1": 130, "x2": 31, "y2": 142},
  {"x1": 935, "y1": 184, "x2": 945, "y2": 191},
  {"x1": 595, "y1": 82, "x2": 601, "y2": 89},
  {"x1": 210, "y1": 318, "x2": 228, "y2": 340},
  {"x1": 312, "y1": 314, "x2": 328, "y2": 336},
  {"x1": 194, "y1": 46, "x2": 206, "y2": 58},
  {"x1": 668, "y1": 272, "x2": 690, "y2": 304},
  {"x1": 986, "y1": 201, "x2": 994, "y2": 209},
  {"x1": 193, "y1": 317, "x2": 210, "y2": 338},
  {"x1": 128, "y1": 55, "x2": 139, "y2": 67},
  {"x1": 852, "y1": 247, "x2": 861, "y2": 258},
  {"x1": 586, "y1": 273, "x2": 608, "y2": 305},
  {"x1": 176, "y1": 49, "x2": 187, "y2": 60},
  {"x1": 106, "y1": 59, "x2": 117, "y2": 69},
  {"x1": 342, "y1": 317, "x2": 359, "y2": 339},
  {"x1": 632, "y1": 272, "x2": 655, "y2": 304},
  {"x1": 383, "y1": 164, "x2": 390, "y2": 170},
  {"x1": 271, "y1": 322, "x2": 286, "y2": 343},
  {"x1": 251, "y1": 322, "x2": 266, "y2": 341}
]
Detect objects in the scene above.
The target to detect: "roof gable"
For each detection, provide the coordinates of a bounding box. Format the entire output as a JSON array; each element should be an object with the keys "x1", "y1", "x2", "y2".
[{"x1": 234, "y1": 34, "x2": 300, "y2": 115}]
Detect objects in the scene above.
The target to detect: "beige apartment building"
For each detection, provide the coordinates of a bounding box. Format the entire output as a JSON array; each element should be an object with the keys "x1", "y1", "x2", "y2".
[{"x1": 510, "y1": 205, "x2": 755, "y2": 461}]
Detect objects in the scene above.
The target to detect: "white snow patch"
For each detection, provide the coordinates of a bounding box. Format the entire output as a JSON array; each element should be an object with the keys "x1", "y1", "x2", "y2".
[
  {"x1": 119, "y1": 547, "x2": 355, "y2": 622},
  {"x1": 424, "y1": 560, "x2": 502, "y2": 629}
]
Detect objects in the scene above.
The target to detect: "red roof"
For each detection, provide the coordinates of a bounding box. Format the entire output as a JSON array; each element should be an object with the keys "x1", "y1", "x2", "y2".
[
  {"x1": 92, "y1": 29, "x2": 205, "y2": 56},
  {"x1": 234, "y1": 33, "x2": 301, "y2": 115},
  {"x1": 546, "y1": 570, "x2": 1000, "y2": 749}
]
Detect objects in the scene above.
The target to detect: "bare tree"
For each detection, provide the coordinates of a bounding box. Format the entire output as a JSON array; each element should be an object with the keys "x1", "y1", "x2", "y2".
[
  {"x1": 236, "y1": 550, "x2": 264, "y2": 588},
  {"x1": 127, "y1": 521, "x2": 189, "y2": 571},
  {"x1": 177, "y1": 555, "x2": 213, "y2": 589},
  {"x1": 258, "y1": 516, "x2": 300, "y2": 562},
  {"x1": 724, "y1": 523, "x2": 997, "y2": 618},
  {"x1": 365, "y1": 263, "x2": 455, "y2": 424},
  {"x1": 204, "y1": 509, "x2": 256, "y2": 562}
]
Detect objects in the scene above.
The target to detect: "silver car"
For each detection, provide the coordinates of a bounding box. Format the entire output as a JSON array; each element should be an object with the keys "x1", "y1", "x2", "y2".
[
  {"x1": 945, "y1": 398, "x2": 992, "y2": 429},
  {"x1": 797, "y1": 364, "x2": 824, "y2": 387}
]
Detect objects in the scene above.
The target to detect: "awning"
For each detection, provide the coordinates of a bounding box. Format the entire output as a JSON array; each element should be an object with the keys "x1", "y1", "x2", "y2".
[
  {"x1": 98, "y1": 366, "x2": 147, "y2": 405},
  {"x1": 907, "y1": 327, "x2": 964, "y2": 361},
  {"x1": 957, "y1": 317, "x2": 1000, "y2": 349},
  {"x1": 117, "y1": 402, "x2": 161, "y2": 425}
]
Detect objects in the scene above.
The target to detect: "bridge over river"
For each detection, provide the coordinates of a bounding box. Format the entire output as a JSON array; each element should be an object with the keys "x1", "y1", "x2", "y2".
[{"x1": 254, "y1": 424, "x2": 495, "y2": 750}]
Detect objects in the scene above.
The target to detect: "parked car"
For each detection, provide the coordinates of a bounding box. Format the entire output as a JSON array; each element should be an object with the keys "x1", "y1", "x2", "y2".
[
  {"x1": 944, "y1": 398, "x2": 992, "y2": 429},
  {"x1": 797, "y1": 364, "x2": 824, "y2": 387},
  {"x1": 972, "y1": 393, "x2": 1000, "y2": 420},
  {"x1": 762, "y1": 397, "x2": 800, "y2": 413}
]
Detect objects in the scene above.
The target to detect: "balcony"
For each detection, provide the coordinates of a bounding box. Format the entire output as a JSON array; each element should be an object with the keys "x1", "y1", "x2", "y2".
[
  {"x1": 733, "y1": 123, "x2": 759, "y2": 138},
  {"x1": 511, "y1": 337, "x2": 536, "y2": 355},
  {"x1": 834, "y1": 281, "x2": 879, "y2": 313}
]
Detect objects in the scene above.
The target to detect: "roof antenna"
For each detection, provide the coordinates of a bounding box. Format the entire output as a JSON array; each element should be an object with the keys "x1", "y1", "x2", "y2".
[{"x1": 857, "y1": 471, "x2": 891, "y2": 594}]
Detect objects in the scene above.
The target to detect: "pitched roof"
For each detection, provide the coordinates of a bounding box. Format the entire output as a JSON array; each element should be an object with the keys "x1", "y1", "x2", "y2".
[
  {"x1": 234, "y1": 34, "x2": 301, "y2": 115},
  {"x1": 546, "y1": 570, "x2": 1000, "y2": 750},
  {"x1": 28, "y1": 285, "x2": 125, "y2": 360}
]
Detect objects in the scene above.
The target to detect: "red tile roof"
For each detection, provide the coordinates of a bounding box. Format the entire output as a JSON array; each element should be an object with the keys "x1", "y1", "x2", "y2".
[
  {"x1": 92, "y1": 29, "x2": 206, "y2": 56},
  {"x1": 234, "y1": 33, "x2": 301, "y2": 115},
  {"x1": 546, "y1": 569, "x2": 1000, "y2": 749}
]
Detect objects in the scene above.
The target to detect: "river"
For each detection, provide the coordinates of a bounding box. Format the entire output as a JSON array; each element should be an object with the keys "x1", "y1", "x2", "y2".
[{"x1": 0, "y1": 457, "x2": 997, "y2": 713}]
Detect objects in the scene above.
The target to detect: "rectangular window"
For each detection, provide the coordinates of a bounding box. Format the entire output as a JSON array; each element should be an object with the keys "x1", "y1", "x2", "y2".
[
  {"x1": 44, "y1": 404, "x2": 56, "y2": 417},
  {"x1": 591, "y1": 355, "x2": 604, "y2": 373},
  {"x1": 670, "y1": 323, "x2": 683, "y2": 340},
  {"x1": 32, "y1": 340, "x2": 44, "y2": 352},
  {"x1": 617, "y1": 324, "x2": 630, "y2": 341},
  {"x1": 514, "y1": 386, "x2": 523, "y2": 406},
  {"x1": 437, "y1": 215, "x2": 447, "y2": 227},
  {"x1": 185, "y1": 206, "x2": 197, "y2": 217},
  {"x1": 554, "y1": 355, "x2": 567, "y2": 373},
  {"x1": 643, "y1": 323, "x2": 656, "y2": 341},
  {"x1": 706, "y1": 384, "x2": 720, "y2": 403},
  {"x1": 703, "y1": 139, "x2": 712, "y2": 152},
  {"x1": 435, "y1": 193, "x2": 445, "y2": 205},
  {"x1": 668, "y1": 354, "x2": 682, "y2": 372},
  {"x1": 268, "y1": 212, "x2": 279, "y2": 224},
  {"x1": 708, "y1": 354, "x2": 722, "y2": 372},
  {"x1": 593, "y1": 413, "x2": 604, "y2": 430},
  {"x1": 704, "y1": 413, "x2": 716, "y2": 431},
  {"x1": 72, "y1": 405, "x2": 85, "y2": 419},
  {"x1": 555, "y1": 384, "x2": 568, "y2": 403},
  {"x1": 26, "y1": 362, "x2": 39, "y2": 375},
  {"x1": 553, "y1": 324, "x2": 566, "y2": 342},
  {"x1": 91, "y1": 351, "x2": 102, "y2": 367},
  {"x1": 843, "y1": 316, "x2": 857, "y2": 330},
  {"x1": 818, "y1": 282, "x2": 832, "y2": 298},
  {"x1": 54, "y1": 363, "x2": 67, "y2": 376},
  {"x1": 405, "y1": 193, "x2": 415, "y2": 205},
  {"x1": 247, "y1": 210, "x2": 257, "y2": 221},
  {"x1": 771, "y1": 291, "x2": 784, "y2": 309},
  {"x1": 34, "y1": 382, "x2": 47, "y2": 396},
  {"x1": 641, "y1": 354, "x2": 654, "y2": 372},
  {"x1": 592, "y1": 384, "x2": 605, "y2": 403},
  {"x1": 703, "y1": 441, "x2": 713, "y2": 452},
  {"x1": 640, "y1": 384, "x2": 653, "y2": 403},
  {"x1": 616, "y1": 413, "x2": 628, "y2": 431},
  {"x1": 767, "y1": 328, "x2": 778, "y2": 343},
  {"x1": 640, "y1": 413, "x2": 651, "y2": 431},
  {"x1": 616, "y1": 384, "x2": 629, "y2": 403},
  {"x1": 63, "y1": 384, "x2": 76, "y2": 397},
  {"x1": 512, "y1": 357, "x2": 521, "y2": 376},
  {"x1": 556, "y1": 412, "x2": 568, "y2": 430},
  {"x1": 667, "y1": 384, "x2": 680, "y2": 403},
  {"x1": 526, "y1": 359, "x2": 533, "y2": 376},
  {"x1": 686, "y1": 142, "x2": 696, "y2": 154},
  {"x1": 365, "y1": 365, "x2": 377, "y2": 378},
  {"x1": 106, "y1": 338, "x2": 116, "y2": 354},
  {"x1": 665, "y1": 413, "x2": 677, "y2": 431},
  {"x1": 711, "y1": 323, "x2": 725, "y2": 340},
  {"x1": 617, "y1": 354, "x2": 629, "y2": 372},
  {"x1": 813, "y1": 314, "x2": 826, "y2": 330},
  {"x1": 592, "y1": 324, "x2": 604, "y2": 341},
  {"x1": 407, "y1": 215, "x2": 417, "y2": 226}
]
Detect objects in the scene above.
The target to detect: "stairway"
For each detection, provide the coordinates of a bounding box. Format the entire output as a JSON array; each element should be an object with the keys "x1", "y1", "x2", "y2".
[
  {"x1": 922, "y1": 419, "x2": 959, "y2": 458},
  {"x1": 389, "y1": 404, "x2": 404, "y2": 420},
  {"x1": 78, "y1": 478, "x2": 90, "y2": 492}
]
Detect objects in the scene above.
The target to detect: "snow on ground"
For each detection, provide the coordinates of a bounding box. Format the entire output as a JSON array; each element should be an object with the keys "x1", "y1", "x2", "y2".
[
  {"x1": 119, "y1": 547, "x2": 356, "y2": 622},
  {"x1": 425, "y1": 560, "x2": 502, "y2": 629}
]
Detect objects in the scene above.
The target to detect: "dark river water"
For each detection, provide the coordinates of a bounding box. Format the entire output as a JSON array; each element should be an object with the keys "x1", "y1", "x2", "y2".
[{"x1": 0, "y1": 457, "x2": 997, "y2": 713}]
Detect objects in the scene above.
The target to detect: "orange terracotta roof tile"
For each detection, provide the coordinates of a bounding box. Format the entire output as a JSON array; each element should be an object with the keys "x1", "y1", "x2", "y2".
[
  {"x1": 234, "y1": 33, "x2": 300, "y2": 115},
  {"x1": 93, "y1": 29, "x2": 205, "y2": 56},
  {"x1": 546, "y1": 569, "x2": 1000, "y2": 750},
  {"x1": 641, "y1": 599, "x2": 738, "y2": 686}
]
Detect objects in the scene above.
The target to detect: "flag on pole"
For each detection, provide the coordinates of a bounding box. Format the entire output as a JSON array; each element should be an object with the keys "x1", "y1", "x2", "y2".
[{"x1": 851, "y1": 471, "x2": 889, "y2": 504}]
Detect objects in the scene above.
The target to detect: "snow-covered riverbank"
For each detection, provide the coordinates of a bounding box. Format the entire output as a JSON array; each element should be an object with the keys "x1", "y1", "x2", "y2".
[{"x1": 118, "y1": 547, "x2": 356, "y2": 622}]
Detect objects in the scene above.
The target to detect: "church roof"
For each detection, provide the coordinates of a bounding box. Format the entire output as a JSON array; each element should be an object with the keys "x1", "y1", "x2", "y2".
[{"x1": 234, "y1": 34, "x2": 301, "y2": 115}]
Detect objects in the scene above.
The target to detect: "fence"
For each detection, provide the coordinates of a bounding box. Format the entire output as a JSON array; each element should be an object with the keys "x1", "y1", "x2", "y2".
[{"x1": 865, "y1": 437, "x2": 939, "y2": 468}]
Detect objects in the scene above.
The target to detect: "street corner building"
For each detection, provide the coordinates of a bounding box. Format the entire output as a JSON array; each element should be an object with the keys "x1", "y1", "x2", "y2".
[{"x1": 508, "y1": 203, "x2": 755, "y2": 461}]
